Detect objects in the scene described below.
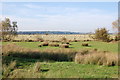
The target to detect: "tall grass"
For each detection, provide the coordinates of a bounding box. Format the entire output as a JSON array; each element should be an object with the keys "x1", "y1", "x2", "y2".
[
  {"x1": 3, "y1": 61, "x2": 42, "y2": 78},
  {"x1": 2, "y1": 43, "x2": 118, "y2": 66},
  {"x1": 2, "y1": 43, "x2": 76, "y2": 61},
  {"x1": 75, "y1": 50, "x2": 118, "y2": 66},
  {"x1": 2, "y1": 60, "x2": 16, "y2": 78}
]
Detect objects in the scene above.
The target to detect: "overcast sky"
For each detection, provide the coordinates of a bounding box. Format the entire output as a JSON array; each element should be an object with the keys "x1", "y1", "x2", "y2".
[{"x1": 1, "y1": 2, "x2": 118, "y2": 32}]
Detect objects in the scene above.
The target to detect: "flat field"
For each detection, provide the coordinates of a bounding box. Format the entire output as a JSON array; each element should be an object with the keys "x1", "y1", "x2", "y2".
[
  {"x1": 14, "y1": 34, "x2": 115, "y2": 41},
  {"x1": 3, "y1": 41, "x2": 118, "y2": 53},
  {"x1": 2, "y1": 34, "x2": 118, "y2": 78}
]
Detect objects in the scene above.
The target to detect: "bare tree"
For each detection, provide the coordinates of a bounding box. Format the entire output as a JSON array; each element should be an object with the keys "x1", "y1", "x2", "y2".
[
  {"x1": 112, "y1": 20, "x2": 120, "y2": 32},
  {"x1": 112, "y1": 20, "x2": 120, "y2": 41}
]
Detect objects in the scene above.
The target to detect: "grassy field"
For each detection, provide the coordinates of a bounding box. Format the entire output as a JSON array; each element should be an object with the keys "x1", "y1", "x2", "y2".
[
  {"x1": 2, "y1": 40, "x2": 118, "y2": 78},
  {"x1": 3, "y1": 56, "x2": 118, "y2": 78},
  {"x1": 2, "y1": 41, "x2": 118, "y2": 53}
]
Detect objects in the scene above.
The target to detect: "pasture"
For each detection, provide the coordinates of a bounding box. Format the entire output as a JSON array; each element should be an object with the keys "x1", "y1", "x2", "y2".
[
  {"x1": 2, "y1": 56, "x2": 118, "y2": 78},
  {"x1": 2, "y1": 34, "x2": 118, "y2": 78},
  {"x1": 3, "y1": 41, "x2": 118, "y2": 53}
]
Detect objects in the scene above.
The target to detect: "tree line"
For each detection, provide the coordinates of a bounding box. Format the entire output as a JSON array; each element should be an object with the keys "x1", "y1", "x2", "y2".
[{"x1": 0, "y1": 18, "x2": 120, "y2": 42}]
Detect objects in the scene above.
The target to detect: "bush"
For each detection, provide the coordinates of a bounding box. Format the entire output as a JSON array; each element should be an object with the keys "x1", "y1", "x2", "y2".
[
  {"x1": 51, "y1": 40, "x2": 60, "y2": 42},
  {"x1": 2, "y1": 43, "x2": 76, "y2": 61},
  {"x1": 33, "y1": 62, "x2": 41, "y2": 73},
  {"x1": 59, "y1": 44, "x2": 69, "y2": 48},
  {"x1": 79, "y1": 50, "x2": 89, "y2": 55},
  {"x1": 38, "y1": 44, "x2": 42, "y2": 47},
  {"x1": 40, "y1": 42, "x2": 49, "y2": 46},
  {"x1": 82, "y1": 43, "x2": 89, "y2": 46},
  {"x1": 61, "y1": 41, "x2": 69, "y2": 44},
  {"x1": 83, "y1": 39, "x2": 91, "y2": 42},
  {"x1": 36, "y1": 36, "x2": 44, "y2": 42},
  {"x1": 61, "y1": 37, "x2": 67, "y2": 42},
  {"x1": 66, "y1": 42, "x2": 70, "y2": 44},
  {"x1": 73, "y1": 40, "x2": 78, "y2": 42},
  {"x1": 3, "y1": 61, "x2": 17, "y2": 78},
  {"x1": 95, "y1": 28, "x2": 110, "y2": 42},
  {"x1": 75, "y1": 50, "x2": 118, "y2": 66},
  {"x1": 115, "y1": 35, "x2": 120, "y2": 41},
  {"x1": 27, "y1": 40, "x2": 34, "y2": 42},
  {"x1": 12, "y1": 40, "x2": 21, "y2": 42},
  {"x1": 49, "y1": 43, "x2": 59, "y2": 47}
]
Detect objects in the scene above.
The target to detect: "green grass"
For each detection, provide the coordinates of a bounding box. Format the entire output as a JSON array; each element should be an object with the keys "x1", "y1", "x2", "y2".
[
  {"x1": 2, "y1": 41, "x2": 118, "y2": 78},
  {"x1": 70, "y1": 41, "x2": 118, "y2": 53},
  {"x1": 2, "y1": 41, "x2": 118, "y2": 53},
  {"x1": 41, "y1": 62, "x2": 118, "y2": 78},
  {"x1": 3, "y1": 56, "x2": 118, "y2": 78}
]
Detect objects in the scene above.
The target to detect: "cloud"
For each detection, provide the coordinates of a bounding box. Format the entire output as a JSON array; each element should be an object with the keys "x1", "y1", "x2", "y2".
[
  {"x1": 2, "y1": 2, "x2": 117, "y2": 32},
  {"x1": 2, "y1": 11, "x2": 116, "y2": 33}
]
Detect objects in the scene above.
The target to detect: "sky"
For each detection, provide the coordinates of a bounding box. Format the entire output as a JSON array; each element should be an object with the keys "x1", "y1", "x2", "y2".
[{"x1": 1, "y1": 2, "x2": 118, "y2": 33}]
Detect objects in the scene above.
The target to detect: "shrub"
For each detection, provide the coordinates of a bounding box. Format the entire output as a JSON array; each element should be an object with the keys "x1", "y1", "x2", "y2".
[
  {"x1": 94, "y1": 28, "x2": 110, "y2": 42},
  {"x1": 3, "y1": 61, "x2": 17, "y2": 78},
  {"x1": 75, "y1": 50, "x2": 118, "y2": 66},
  {"x1": 33, "y1": 62, "x2": 41, "y2": 73},
  {"x1": 74, "y1": 40, "x2": 78, "y2": 42},
  {"x1": 38, "y1": 44, "x2": 42, "y2": 47},
  {"x1": 82, "y1": 43, "x2": 89, "y2": 46},
  {"x1": 59, "y1": 44, "x2": 69, "y2": 48},
  {"x1": 93, "y1": 48, "x2": 98, "y2": 51},
  {"x1": 61, "y1": 37, "x2": 67, "y2": 42},
  {"x1": 49, "y1": 43, "x2": 59, "y2": 47},
  {"x1": 115, "y1": 35, "x2": 120, "y2": 41},
  {"x1": 2, "y1": 43, "x2": 76, "y2": 61},
  {"x1": 41, "y1": 42, "x2": 49, "y2": 46},
  {"x1": 51, "y1": 40, "x2": 60, "y2": 42},
  {"x1": 66, "y1": 42, "x2": 70, "y2": 44},
  {"x1": 25, "y1": 39, "x2": 34, "y2": 42},
  {"x1": 36, "y1": 38, "x2": 44, "y2": 42},
  {"x1": 12, "y1": 40, "x2": 21, "y2": 42},
  {"x1": 61, "y1": 41, "x2": 69, "y2": 44},
  {"x1": 79, "y1": 50, "x2": 89, "y2": 55},
  {"x1": 83, "y1": 39, "x2": 91, "y2": 42}
]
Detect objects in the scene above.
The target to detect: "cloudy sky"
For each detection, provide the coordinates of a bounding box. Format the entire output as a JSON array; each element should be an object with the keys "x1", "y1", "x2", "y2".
[{"x1": 2, "y1": 2, "x2": 118, "y2": 32}]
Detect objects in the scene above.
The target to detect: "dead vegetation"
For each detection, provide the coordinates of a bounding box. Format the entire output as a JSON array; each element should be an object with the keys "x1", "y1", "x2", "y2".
[
  {"x1": 49, "y1": 42, "x2": 59, "y2": 47},
  {"x1": 59, "y1": 44, "x2": 69, "y2": 48},
  {"x1": 2, "y1": 43, "x2": 118, "y2": 66},
  {"x1": 2, "y1": 43, "x2": 76, "y2": 61},
  {"x1": 75, "y1": 50, "x2": 118, "y2": 66},
  {"x1": 82, "y1": 43, "x2": 89, "y2": 46}
]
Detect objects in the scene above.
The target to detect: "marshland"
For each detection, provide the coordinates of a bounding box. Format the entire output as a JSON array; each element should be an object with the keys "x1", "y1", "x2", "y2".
[{"x1": 1, "y1": 2, "x2": 119, "y2": 79}]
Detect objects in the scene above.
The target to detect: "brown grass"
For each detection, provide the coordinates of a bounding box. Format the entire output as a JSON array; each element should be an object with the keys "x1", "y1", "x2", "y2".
[
  {"x1": 33, "y1": 62, "x2": 41, "y2": 73},
  {"x1": 40, "y1": 42, "x2": 49, "y2": 46},
  {"x1": 82, "y1": 43, "x2": 89, "y2": 46},
  {"x1": 49, "y1": 42, "x2": 59, "y2": 47},
  {"x1": 2, "y1": 43, "x2": 118, "y2": 67},
  {"x1": 59, "y1": 44, "x2": 69, "y2": 48},
  {"x1": 75, "y1": 50, "x2": 118, "y2": 66},
  {"x1": 2, "y1": 60, "x2": 17, "y2": 78},
  {"x1": 2, "y1": 43, "x2": 76, "y2": 61},
  {"x1": 3, "y1": 61, "x2": 42, "y2": 78}
]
